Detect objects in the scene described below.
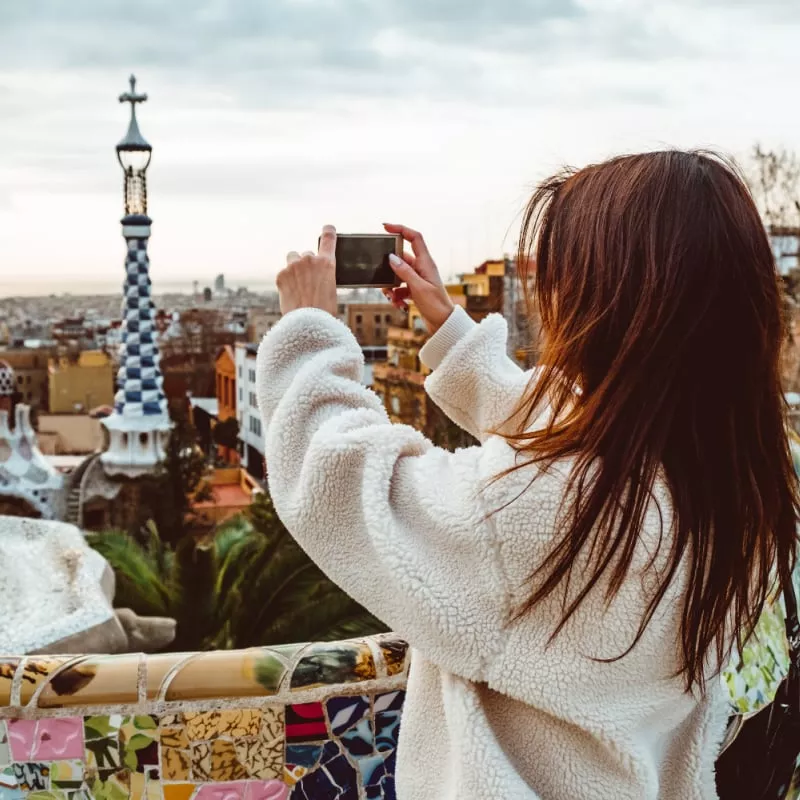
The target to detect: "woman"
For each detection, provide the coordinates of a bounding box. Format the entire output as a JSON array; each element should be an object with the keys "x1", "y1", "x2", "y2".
[{"x1": 256, "y1": 150, "x2": 799, "y2": 799}]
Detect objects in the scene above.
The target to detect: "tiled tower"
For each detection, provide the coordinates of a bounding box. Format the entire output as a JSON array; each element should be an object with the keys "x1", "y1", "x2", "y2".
[{"x1": 101, "y1": 75, "x2": 171, "y2": 478}]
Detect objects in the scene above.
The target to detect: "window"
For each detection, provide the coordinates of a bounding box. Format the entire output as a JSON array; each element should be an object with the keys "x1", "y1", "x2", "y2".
[
  {"x1": 385, "y1": 314, "x2": 392, "y2": 323},
  {"x1": 374, "y1": 314, "x2": 381, "y2": 324},
  {"x1": 26, "y1": 375, "x2": 31, "y2": 385},
  {"x1": 250, "y1": 391, "x2": 258, "y2": 409},
  {"x1": 390, "y1": 395, "x2": 401, "y2": 414},
  {"x1": 355, "y1": 314, "x2": 362, "y2": 324},
  {"x1": 355, "y1": 327, "x2": 363, "y2": 340},
  {"x1": 375, "y1": 327, "x2": 383, "y2": 340},
  {"x1": 26, "y1": 392, "x2": 32, "y2": 402},
  {"x1": 238, "y1": 366, "x2": 242, "y2": 378},
  {"x1": 17, "y1": 375, "x2": 23, "y2": 385},
  {"x1": 249, "y1": 368, "x2": 256, "y2": 383},
  {"x1": 239, "y1": 388, "x2": 243, "y2": 403}
]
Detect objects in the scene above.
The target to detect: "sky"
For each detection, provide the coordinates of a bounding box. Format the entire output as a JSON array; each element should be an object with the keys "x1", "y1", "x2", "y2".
[{"x1": 0, "y1": 0, "x2": 799, "y2": 294}]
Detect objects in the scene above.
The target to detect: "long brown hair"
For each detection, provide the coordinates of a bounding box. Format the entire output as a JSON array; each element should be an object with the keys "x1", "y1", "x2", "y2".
[{"x1": 502, "y1": 150, "x2": 799, "y2": 689}]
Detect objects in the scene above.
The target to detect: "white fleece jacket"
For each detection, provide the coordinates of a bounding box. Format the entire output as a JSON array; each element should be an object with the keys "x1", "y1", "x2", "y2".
[{"x1": 256, "y1": 304, "x2": 730, "y2": 800}]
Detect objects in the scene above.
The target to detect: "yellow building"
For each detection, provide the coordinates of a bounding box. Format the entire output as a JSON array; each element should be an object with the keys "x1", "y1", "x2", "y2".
[{"x1": 48, "y1": 350, "x2": 115, "y2": 414}]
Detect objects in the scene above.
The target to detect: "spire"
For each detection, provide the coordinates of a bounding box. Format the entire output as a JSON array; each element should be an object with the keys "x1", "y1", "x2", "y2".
[{"x1": 101, "y1": 77, "x2": 171, "y2": 478}]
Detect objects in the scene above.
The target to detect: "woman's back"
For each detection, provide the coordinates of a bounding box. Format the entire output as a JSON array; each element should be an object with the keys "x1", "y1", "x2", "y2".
[{"x1": 257, "y1": 150, "x2": 799, "y2": 798}]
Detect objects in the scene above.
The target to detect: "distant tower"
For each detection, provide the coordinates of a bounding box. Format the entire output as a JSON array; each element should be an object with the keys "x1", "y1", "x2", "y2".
[{"x1": 101, "y1": 75, "x2": 170, "y2": 478}]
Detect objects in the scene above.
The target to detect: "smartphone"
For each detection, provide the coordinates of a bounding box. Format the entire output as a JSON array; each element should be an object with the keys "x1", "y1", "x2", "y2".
[{"x1": 326, "y1": 233, "x2": 402, "y2": 288}]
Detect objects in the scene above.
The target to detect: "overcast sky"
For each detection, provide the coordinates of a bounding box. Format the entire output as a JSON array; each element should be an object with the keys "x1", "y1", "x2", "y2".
[{"x1": 0, "y1": 0, "x2": 798, "y2": 293}]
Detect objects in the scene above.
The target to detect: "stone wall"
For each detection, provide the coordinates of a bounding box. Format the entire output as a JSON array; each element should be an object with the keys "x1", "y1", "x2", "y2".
[{"x1": 0, "y1": 635, "x2": 408, "y2": 800}]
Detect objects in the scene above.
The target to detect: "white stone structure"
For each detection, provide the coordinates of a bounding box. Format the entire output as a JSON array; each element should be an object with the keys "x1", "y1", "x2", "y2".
[{"x1": 0, "y1": 360, "x2": 64, "y2": 518}]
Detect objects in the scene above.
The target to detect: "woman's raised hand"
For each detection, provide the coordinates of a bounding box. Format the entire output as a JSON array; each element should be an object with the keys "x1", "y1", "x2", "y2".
[{"x1": 383, "y1": 223, "x2": 455, "y2": 335}]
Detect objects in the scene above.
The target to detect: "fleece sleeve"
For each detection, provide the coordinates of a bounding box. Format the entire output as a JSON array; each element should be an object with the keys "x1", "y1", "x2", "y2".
[
  {"x1": 256, "y1": 307, "x2": 508, "y2": 680},
  {"x1": 420, "y1": 305, "x2": 540, "y2": 443}
]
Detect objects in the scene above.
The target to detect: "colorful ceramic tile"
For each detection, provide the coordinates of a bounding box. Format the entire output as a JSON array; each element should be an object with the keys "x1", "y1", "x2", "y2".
[
  {"x1": 290, "y1": 741, "x2": 357, "y2": 800},
  {"x1": 6, "y1": 721, "x2": 36, "y2": 762},
  {"x1": 161, "y1": 748, "x2": 191, "y2": 781},
  {"x1": 162, "y1": 783, "x2": 195, "y2": 800},
  {"x1": 339, "y1": 719, "x2": 374, "y2": 760},
  {"x1": 374, "y1": 713, "x2": 400, "y2": 754},
  {"x1": 144, "y1": 771, "x2": 163, "y2": 800},
  {"x1": 38, "y1": 657, "x2": 135, "y2": 709},
  {"x1": 373, "y1": 691, "x2": 404, "y2": 714},
  {"x1": 19, "y1": 659, "x2": 73, "y2": 706},
  {"x1": 25, "y1": 792, "x2": 66, "y2": 800},
  {"x1": 159, "y1": 727, "x2": 188, "y2": 749},
  {"x1": 120, "y1": 716, "x2": 159, "y2": 773},
  {"x1": 0, "y1": 766, "x2": 23, "y2": 800},
  {"x1": 259, "y1": 709, "x2": 283, "y2": 745},
  {"x1": 193, "y1": 781, "x2": 246, "y2": 800},
  {"x1": 325, "y1": 696, "x2": 370, "y2": 736},
  {"x1": 0, "y1": 660, "x2": 20, "y2": 708},
  {"x1": 243, "y1": 780, "x2": 289, "y2": 800},
  {"x1": 191, "y1": 740, "x2": 248, "y2": 782},
  {"x1": 130, "y1": 771, "x2": 146, "y2": 800},
  {"x1": 282, "y1": 766, "x2": 306, "y2": 788},
  {"x1": 35, "y1": 718, "x2": 85, "y2": 761},
  {"x1": 86, "y1": 769, "x2": 130, "y2": 800},
  {"x1": 378, "y1": 639, "x2": 409, "y2": 678},
  {"x1": 284, "y1": 746, "x2": 323, "y2": 770},
  {"x1": 50, "y1": 760, "x2": 84, "y2": 793},
  {"x1": 84, "y1": 716, "x2": 122, "y2": 774},
  {"x1": 164, "y1": 651, "x2": 286, "y2": 702},
  {"x1": 0, "y1": 723, "x2": 9, "y2": 768},
  {"x1": 290, "y1": 643, "x2": 376, "y2": 691},
  {"x1": 285, "y1": 705, "x2": 326, "y2": 744},
  {"x1": 233, "y1": 739, "x2": 282, "y2": 781},
  {"x1": 184, "y1": 711, "x2": 261, "y2": 743},
  {"x1": 11, "y1": 763, "x2": 49, "y2": 792}
]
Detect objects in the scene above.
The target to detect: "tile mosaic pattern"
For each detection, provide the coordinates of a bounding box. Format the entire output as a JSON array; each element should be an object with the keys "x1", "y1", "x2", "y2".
[
  {"x1": 0, "y1": 636, "x2": 408, "y2": 800},
  {"x1": 2, "y1": 627, "x2": 795, "y2": 798}
]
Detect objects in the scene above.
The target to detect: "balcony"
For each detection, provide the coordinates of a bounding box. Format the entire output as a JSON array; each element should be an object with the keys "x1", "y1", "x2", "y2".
[
  {"x1": 385, "y1": 326, "x2": 427, "y2": 347},
  {"x1": 371, "y1": 362, "x2": 426, "y2": 387}
]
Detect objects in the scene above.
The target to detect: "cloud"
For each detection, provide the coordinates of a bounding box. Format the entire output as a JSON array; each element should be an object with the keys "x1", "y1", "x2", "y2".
[{"x1": 0, "y1": 0, "x2": 694, "y2": 109}]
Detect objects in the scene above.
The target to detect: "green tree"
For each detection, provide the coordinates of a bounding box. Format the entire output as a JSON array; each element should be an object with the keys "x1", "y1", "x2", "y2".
[
  {"x1": 87, "y1": 492, "x2": 387, "y2": 652},
  {"x1": 209, "y1": 492, "x2": 386, "y2": 649},
  {"x1": 139, "y1": 408, "x2": 212, "y2": 544},
  {"x1": 213, "y1": 417, "x2": 240, "y2": 451}
]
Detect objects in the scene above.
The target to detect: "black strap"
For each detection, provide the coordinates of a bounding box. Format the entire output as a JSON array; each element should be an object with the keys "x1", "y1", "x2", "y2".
[{"x1": 783, "y1": 575, "x2": 800, "y2": 668}]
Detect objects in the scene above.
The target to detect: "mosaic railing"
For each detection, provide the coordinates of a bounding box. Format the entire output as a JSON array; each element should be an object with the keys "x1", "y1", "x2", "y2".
[{"x1": 0, "y1": 635, "x2": 409, "y2": 800}]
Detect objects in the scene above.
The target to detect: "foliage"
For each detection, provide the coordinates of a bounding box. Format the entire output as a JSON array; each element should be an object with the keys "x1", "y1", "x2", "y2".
[
  {"x1": 213, "y1": 417, "x2": 239, "y2": 450},
  {"x1": 139, "y1": 407, "x2": 213, "y2": 544},
  {"x1": 87, "y1": 493, "x2": 387, "y2": 652},
  {"x1": 208, "y1": 493, "x2": 386, "y2": 649}
]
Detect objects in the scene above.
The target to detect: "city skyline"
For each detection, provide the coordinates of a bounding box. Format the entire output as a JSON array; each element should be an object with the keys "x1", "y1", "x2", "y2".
[{"x1": 1, "y1": 0, "x2": 799, "y2": 293}]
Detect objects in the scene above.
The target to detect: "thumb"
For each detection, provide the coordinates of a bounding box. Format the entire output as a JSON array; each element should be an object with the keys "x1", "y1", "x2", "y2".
[{"x1": 389, "y1": 253, "x2": 426, "y2": 290}]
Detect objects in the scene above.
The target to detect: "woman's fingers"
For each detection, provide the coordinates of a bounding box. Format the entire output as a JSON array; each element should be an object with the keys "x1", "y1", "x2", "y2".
[
  {"x1": 383, "y1": 223, "x2": 438, "y2": 282},
  {"x1": 286, "y1": 251, "x2": 301, "y2": 265}
]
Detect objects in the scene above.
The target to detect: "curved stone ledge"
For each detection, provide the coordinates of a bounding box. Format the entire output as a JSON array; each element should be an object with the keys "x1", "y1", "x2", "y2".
[
  {"x1": 0, "y1": 636, "x2": 410, "y2": 800},
  {"x1": 0, "y1": 635, "x2": 410, "y2": 714}
]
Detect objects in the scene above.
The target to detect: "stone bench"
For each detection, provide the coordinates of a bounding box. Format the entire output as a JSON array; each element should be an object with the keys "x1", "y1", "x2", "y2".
[{"x1": 0, "y1": 635, "x2": 409, "y2": 800}]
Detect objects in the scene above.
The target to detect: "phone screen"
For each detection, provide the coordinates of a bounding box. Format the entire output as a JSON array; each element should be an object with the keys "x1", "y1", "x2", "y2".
[{"x1": 334, "y1": 235, "x2": 400, "y2": 287}]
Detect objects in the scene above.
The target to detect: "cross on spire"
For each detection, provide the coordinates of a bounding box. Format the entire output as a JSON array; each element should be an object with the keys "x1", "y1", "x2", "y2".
[{"x1": 119, "y1": 74, "x2": 147, "y2": 110}]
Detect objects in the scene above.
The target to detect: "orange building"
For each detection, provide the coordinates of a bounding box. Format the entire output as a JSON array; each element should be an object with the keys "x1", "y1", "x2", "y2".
[
  {"x1": 346, "y1": 304, "x2": 406, "y2": 347},
  {"x1": 214, "y1": 346, "x2": 239, "y2": 465}
]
